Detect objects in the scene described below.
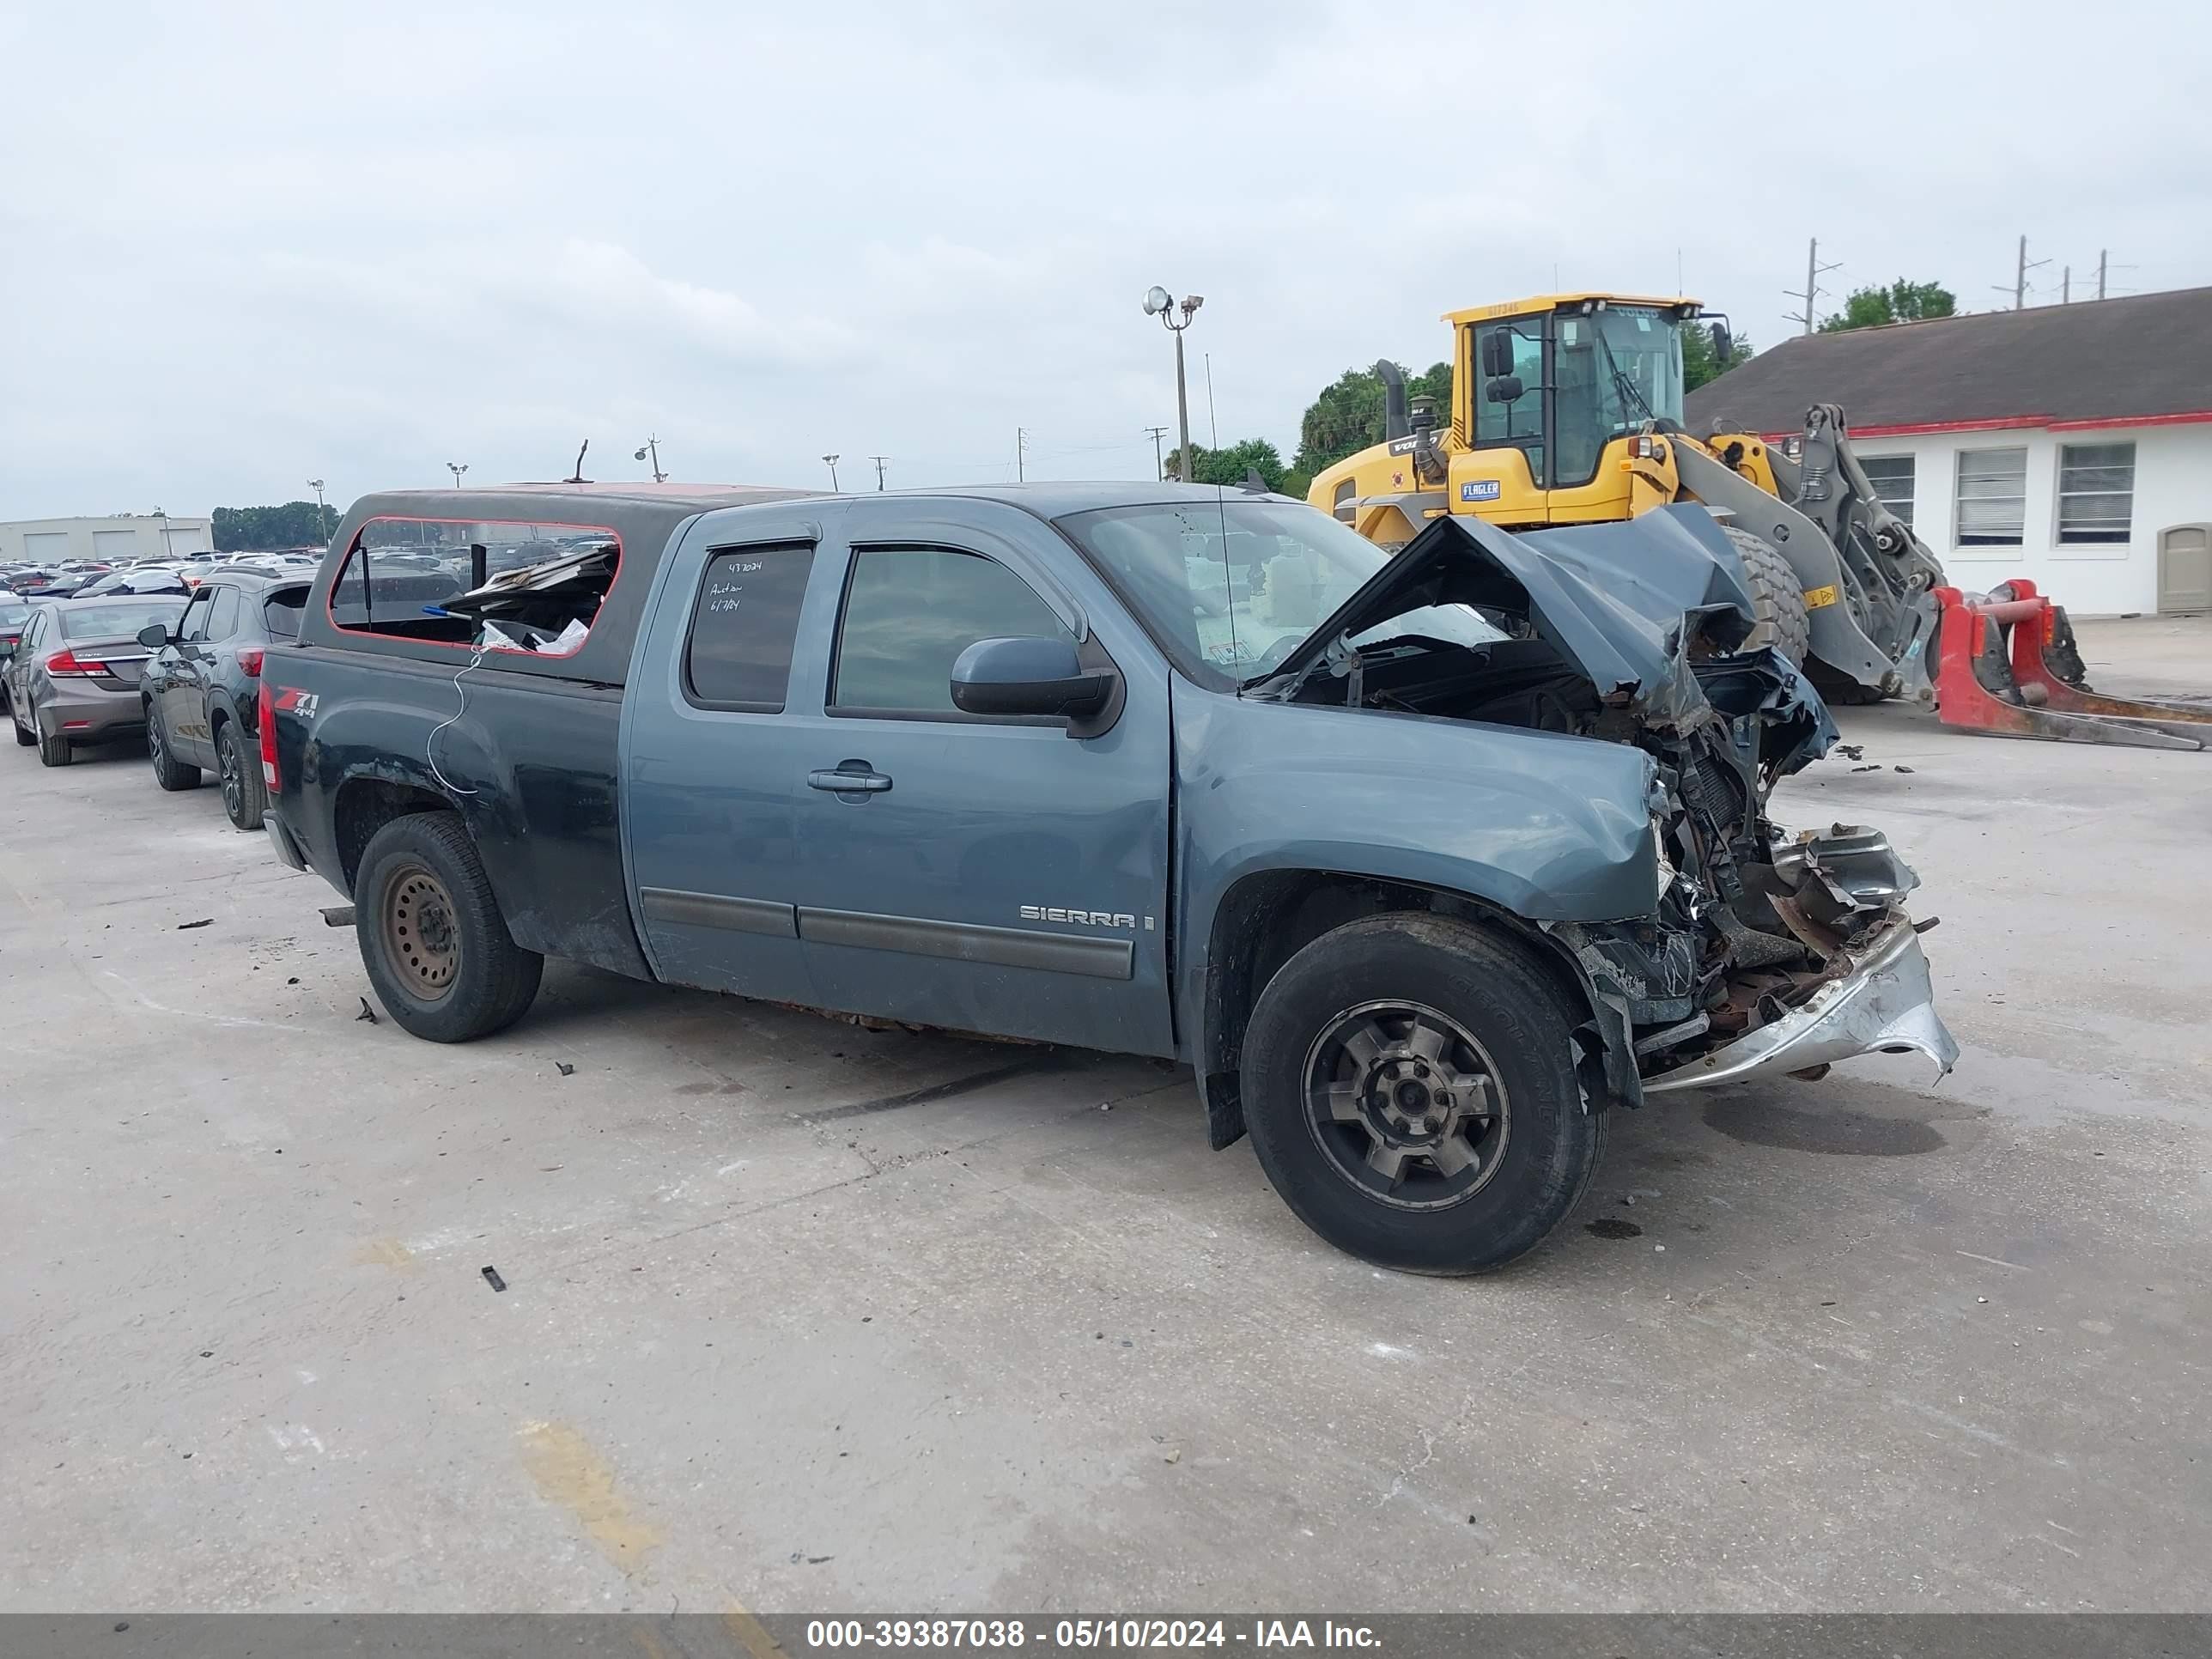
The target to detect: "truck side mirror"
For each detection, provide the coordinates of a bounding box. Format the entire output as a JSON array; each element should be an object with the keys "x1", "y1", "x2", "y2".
[
  {"x1": 137, "y1": 623, "x2": 171, "y2": 649},
  {"x1": 1484, "y1": 375, "x2": 1524, "y2": 404},
  {"x1": 951, "y1": 635, "x2": 1115, "y2": 720},
  {"x1": 1709, "y1": 321, "x2": 1734, "y2": 366},
  {"x1": 1480, "y1": 331, "x2": 1512, "y2": 379}
]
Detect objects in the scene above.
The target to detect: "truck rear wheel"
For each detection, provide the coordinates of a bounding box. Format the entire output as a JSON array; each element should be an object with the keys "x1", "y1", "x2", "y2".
[
  {"x1": 1240, "y1": 914, "x2": 1606, "y2": 1274},
  {"x1": 355, "y1": 811, "x2": 543, "y2": 1042},
  {"x1": 1724, "y1": 526, "x2": 1813, "y2": 668}
]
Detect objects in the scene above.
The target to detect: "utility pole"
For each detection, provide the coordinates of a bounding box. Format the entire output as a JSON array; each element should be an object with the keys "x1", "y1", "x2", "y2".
[
  {"x1": 1143, "y1": 426, "x2": 1170, "y2": 480},
  {"x1": 1015, "y1": 428, "x2": 1029, "y2": 483},
  {"x1": 2098, "y1": 250, "x2": 2108, "y2": 301},
  {"x1": 632, "y1": 436, "x2": 665, "y2": 482},
  {"x1": 1784, "y1": 237, "x2": 1840, "y2": 334},
  {"x1": 1203, "y1": 352, "x2": 1218, "y2": 447},
  {"x1": 2062, "y1": 266, "x2": 2070, "y2": 304},
  {"x1": 870, "y1": 456, "x2": 888, "y2": 491},
  {"x1": 307, "y1": 477, "x2": 327, "y2": 544},
  {"x1": 1995, "y1": 234, "x2": 2049, "y2": 310}
]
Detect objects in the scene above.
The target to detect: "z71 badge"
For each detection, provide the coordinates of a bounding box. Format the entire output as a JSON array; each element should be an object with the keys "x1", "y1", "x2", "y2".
[{"x1": 1461, "y1": 480, "x2": 1502, "y2": 502}]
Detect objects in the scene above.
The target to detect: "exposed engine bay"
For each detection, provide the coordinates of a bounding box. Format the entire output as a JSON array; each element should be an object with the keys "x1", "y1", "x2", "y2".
[{"x1": 1249, "y1": 505, "x2": 1959, "y2": 1098}]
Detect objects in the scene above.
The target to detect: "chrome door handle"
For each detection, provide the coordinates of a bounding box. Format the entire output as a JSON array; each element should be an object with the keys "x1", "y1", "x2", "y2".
[{"x1": 808, "y1": 763, "x2": 892, "y2": 793}]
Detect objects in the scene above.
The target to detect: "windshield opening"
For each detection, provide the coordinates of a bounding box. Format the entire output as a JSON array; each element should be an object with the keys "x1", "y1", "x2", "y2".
[
  {"x1": 1553, "y1": 307, "x2": 1683, "y2": 487},
  {"x1": 1056, "y1": 497, "x2": 1504, "y2": 691}
]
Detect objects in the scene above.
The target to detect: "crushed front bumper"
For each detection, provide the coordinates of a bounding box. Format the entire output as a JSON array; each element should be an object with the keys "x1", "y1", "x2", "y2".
[{"x1": 1641, "y1": 915, "x2": 1959, "y2": 1095}]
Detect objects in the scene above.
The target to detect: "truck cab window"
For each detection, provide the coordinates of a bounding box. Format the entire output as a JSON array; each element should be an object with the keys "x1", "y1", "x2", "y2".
[
  {"x1": 833, "y1": 548, "x2": 1072, "y2": 715},
  {"x1": 684, "y1": 546, "x2": 815, "y2": 711}
]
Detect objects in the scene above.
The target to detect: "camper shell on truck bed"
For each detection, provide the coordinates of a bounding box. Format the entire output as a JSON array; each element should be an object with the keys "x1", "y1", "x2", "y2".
[
  {"x1": 262, "y1": 480, "x2": 1958, "y2": 1275},
  {"x1": 282, "y1": 484, "x2": 817, "y2": 980}
]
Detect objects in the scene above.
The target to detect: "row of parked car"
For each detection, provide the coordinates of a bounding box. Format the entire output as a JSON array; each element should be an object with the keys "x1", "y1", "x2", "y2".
[
  {"x1": 1, "y1": 562, "x2": 313, "y2": 829},
  {"x1": 0, "y1": 547, "x2": 320, "y2": 602}
]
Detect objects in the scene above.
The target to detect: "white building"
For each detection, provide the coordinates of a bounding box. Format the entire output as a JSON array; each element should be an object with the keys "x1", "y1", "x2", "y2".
[
  {"x1": 1686, "y1": 288, "x2": 2212, "y2": 616},
  {"x1": 0, "y1": 514, "x2": 215, "y2": 566}
]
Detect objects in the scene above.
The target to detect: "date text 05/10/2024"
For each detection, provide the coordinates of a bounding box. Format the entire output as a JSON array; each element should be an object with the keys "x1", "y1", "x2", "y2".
[{"x1": 802, "y1": 1621, "x2": 1382, "y2": 1651}]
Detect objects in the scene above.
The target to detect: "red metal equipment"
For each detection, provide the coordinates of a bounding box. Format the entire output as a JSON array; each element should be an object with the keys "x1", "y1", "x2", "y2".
[{"x1": 1929, "y1": 580, "x2": 2212, "y2": 750}]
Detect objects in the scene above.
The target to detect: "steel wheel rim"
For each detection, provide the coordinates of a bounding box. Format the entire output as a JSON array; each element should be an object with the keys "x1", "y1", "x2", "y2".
[
  {"x1": 380, "y1": 863, "x2": 461, "y2": 1000},
  {"x1": 218, "y1": 734, "x2": 243, "y2": 817},
  {"x1": 149, "y1": 712, "x2": 167, "y2": 770},
  {"x1": 1300, "y1": 1000, "x2": 1510, "y2": 1212}
]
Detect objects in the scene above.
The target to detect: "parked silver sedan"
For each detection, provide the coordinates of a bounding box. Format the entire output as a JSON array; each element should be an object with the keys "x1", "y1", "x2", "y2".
[{"x1": 4, "y1": 596, "x2": 188, "y2": 767}]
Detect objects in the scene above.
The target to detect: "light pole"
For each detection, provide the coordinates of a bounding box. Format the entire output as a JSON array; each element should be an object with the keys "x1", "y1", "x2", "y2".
[
  {"x1": 633, "y1": 437, "x2": 665, "y2": 483},
  {"x1": 447, "y1": 462, "x2": 468, "y2": 488},
  {"x1": 307, "y1": 478, "x2": 327, "y2": 544},
  {"x1": 823, "y1": 453, "x2": 842, "y2": 491},
  {"x1": 154, "y1": 506, "x2": 169, "y2": 561},
  {"x1": 1142, "y1": 286, "x2": 1204, "y2": 482}
]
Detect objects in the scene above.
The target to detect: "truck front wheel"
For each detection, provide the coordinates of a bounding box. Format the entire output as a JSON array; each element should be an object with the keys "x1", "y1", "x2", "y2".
[
  {"x1": 1240, "y1": 914, "x2": 1606, "y2": 1273},
  {"x1": 355, "y1": 811, "x2": 544, "y2": 1042}
]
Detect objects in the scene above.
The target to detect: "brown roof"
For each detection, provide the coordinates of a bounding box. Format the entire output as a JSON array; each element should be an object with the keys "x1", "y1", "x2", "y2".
[{"x1": 1686, "y1": 285, "x2": 2212, "y2": 436}]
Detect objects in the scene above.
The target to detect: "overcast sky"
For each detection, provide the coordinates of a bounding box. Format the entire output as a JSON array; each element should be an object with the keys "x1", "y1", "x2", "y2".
[{"x1": 4, "y1": 0, "x2": 2208, "y2": 520}]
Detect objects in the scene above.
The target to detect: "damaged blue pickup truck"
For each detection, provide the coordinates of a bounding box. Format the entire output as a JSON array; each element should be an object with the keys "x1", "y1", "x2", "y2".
[{"x1": 261, "y1": 481, "x2": 1955, "y2": 1272}]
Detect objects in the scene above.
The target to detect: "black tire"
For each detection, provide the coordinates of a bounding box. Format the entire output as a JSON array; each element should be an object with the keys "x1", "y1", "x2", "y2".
[
  {"x1": 215, "y1": 720, "x2": 264, "y2": 829},
  {"x1": 354, "y1": 811, "x2": 543, "y2": 1042},
  {"x1": 1723, "y1": 525, "x2": 1813, "y2": 668},
  {"x1": 148, "y1": 701, "x2": 203, "y2": 791},
  {"x1": 1240, "y1": 913, "x2": 1607, "y2": 1274},
  {"x1": 37, "y1": 729, "x2": 73, "y2": 768}
]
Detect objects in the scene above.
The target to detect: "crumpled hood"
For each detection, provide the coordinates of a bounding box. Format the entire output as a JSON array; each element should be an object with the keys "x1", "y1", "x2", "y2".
[{"x1": 1261, "y1": 504, "x2": 1835, "y2": 769}]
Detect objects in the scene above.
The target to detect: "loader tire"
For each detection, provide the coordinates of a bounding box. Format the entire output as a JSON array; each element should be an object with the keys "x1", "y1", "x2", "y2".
[{"x1": 1724, "y1": 526, "x2": 1813, "y2": 668}]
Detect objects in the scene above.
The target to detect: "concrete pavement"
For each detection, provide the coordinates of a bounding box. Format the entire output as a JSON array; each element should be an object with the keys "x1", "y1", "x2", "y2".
[{"x1": 3, "y1": 617, "x2": 2208, "y2": 1612}]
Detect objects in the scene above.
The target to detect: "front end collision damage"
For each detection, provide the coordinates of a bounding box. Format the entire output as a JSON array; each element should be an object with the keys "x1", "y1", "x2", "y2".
[{"x1": 1247, "y1": 506, "x2": 1957, "y2": 1110}]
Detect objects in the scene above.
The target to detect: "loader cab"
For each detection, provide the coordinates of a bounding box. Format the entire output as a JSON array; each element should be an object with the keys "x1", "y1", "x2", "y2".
[{"x1": 1451, "y1": 295, "x2": 1695, "y2": 526}]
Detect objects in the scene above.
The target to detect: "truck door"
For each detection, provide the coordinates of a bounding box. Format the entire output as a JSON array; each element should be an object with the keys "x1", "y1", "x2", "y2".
[
  {"x1": 623, "y1": 508, "x2": 833, "y2": 1008},
  {"x1": 790, "y1": 501, "x2": 1175, "y2": 1055}
]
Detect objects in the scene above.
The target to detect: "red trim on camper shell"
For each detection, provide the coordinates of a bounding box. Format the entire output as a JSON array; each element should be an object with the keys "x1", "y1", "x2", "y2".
[
  {"x1": 324, "y1": 515, "x2": 623, "y2": 659},
  {"x1": 1757, "y1": 409, "x2": 2212, "y2": 441}
]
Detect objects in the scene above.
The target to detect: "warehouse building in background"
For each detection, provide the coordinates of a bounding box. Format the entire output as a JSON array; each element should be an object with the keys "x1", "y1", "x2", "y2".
[
  {"x1": 1686, "y1": 287, "x2": 2212, "y2": 616},
  {"x1": 0, "y1": 513, "x2": 214, "y2": 566}
]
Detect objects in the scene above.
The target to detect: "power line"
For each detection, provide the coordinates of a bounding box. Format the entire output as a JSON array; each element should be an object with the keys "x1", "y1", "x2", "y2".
[{"x1": 1784, "y1": 236, "x2": 1842, "y2": 334}]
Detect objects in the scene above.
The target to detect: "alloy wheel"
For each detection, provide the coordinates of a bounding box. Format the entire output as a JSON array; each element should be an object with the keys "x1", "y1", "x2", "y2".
[{"x1": 1300, "y1": 1000, "x2": 1510, "y2": 1211}]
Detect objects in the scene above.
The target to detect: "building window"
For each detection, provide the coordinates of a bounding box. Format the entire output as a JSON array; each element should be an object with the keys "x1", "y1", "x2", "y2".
[
  {"x1": 1954, "y1": 447, "x2": 2027, "y2": 546},
  {"x1": 1860, "y1": 455, "x2": 1915, "y2": 527},
  {"x1": 2057, "y1": 441, "x2": 2135, "y2": 544}
]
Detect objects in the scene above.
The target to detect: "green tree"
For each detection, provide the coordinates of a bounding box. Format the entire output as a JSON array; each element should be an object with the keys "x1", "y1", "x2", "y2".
[
  {"x1": 1291, "y1": 361, "x2": 1452, "y2": 477},
  {"x1": 213, "y1": 501, "x2": 340, "y2": 551},
  {"x1": 1817, "y1": 279, "x2": 1957, "y2": 333},
  {"x1": 1164, "y1": 437, "x2": 1289, "y2": 490},
  {"x1": 1682, "y1": 324, "x2": 1757, "y2": 392}
]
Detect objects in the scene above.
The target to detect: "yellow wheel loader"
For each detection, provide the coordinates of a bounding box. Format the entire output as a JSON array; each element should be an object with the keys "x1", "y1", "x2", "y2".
[{"x1": 1308, "y1": 294, "x2": 2212, "y2": 747}]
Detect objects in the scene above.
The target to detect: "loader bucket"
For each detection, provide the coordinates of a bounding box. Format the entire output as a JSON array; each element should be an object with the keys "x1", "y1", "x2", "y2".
[{"x1": 1930, "y1": 581, "x2": 2212, "y2": 750}]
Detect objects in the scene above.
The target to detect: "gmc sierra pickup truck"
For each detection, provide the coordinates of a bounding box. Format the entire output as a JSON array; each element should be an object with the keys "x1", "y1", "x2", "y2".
[{"x1": 259, "y1": 480, "x2": 1956, "y2": 1273}]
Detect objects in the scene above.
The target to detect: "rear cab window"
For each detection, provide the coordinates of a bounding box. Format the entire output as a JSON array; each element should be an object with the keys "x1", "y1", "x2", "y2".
[{"x1": 328, "y1": 517, "x2": 622, "y2": 659}]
